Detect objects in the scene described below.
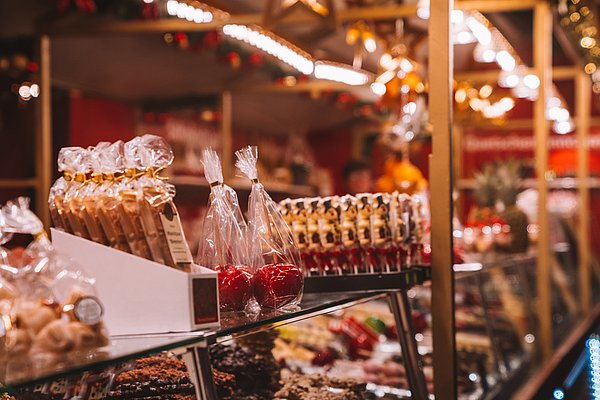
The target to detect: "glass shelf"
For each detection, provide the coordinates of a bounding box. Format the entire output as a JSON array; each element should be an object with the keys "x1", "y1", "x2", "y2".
[{"x1": 2, "y1": 292, "x2": 385, "y2": 391}]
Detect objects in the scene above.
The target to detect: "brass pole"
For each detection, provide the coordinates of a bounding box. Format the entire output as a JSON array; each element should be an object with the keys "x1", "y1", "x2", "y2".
[
  {"x1": 36, "y1": 35, "x2": 52, "y2": 229},
  {"x1": 429, "y1": 0, "x2": 456, "y2": 398},
  {"x1": 220, "y1": 91, "x2": 233, "y2": 180},
  {"x1": 533, "y1": 2, "x2": 553, "y2": 360},
  {"x1": 576, "y1": 70, "x2": 591, "y2": 316}
]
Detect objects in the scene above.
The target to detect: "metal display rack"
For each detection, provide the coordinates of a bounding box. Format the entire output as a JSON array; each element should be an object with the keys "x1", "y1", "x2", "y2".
[{"x1": 2, "y1": 291, "x2": 427, "y2": 400}]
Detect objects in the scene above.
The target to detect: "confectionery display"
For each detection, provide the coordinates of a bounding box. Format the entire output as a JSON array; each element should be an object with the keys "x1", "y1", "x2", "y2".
[
  {"x1": 0, "y1": 198, "x2": 109, "y2": 384},
  {"x1": 279, "y1": 192, "x2": 429, "y2": 275},
  {"x1": 198, "y1": 146, "x2": 303, "y2": 311},
  {"x1": 48, "y1": 135, "x2": 193, "y2": 270}
]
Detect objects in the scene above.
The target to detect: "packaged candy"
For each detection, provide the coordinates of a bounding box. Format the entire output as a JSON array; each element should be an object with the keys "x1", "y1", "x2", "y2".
[
  {"x1": 235, "y1": 146, "x2": 303, "y2": 309},
  {"x1": 61, "y1": 147, "x2": 94, "y2": 239},
  {"x1": 198, "y1": 148, "x2": 253, "y2": 312},
  {"x1": 91, "y1": 141, "x2": 132, "y2": 253},
  {"x1": 0, "y1": 198, "x2": 109, "y2": 379},
  {"x1": 370, "y1": 193, "x2": 393, "y2": 272},
  {"x1": 70, "y1": 144, "x2": 108, "y2": 246},
  {"x1": 317, "y1": 196, "x2": 342, "y2": 275},
  {"x1": 122, "y1": 135, "x2": 192, "y2": 269}
]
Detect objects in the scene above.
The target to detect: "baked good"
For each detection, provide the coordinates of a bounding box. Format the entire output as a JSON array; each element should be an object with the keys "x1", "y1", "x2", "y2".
[{"x1": 108, "y1": 355, "x2": 195, "y2": 399}]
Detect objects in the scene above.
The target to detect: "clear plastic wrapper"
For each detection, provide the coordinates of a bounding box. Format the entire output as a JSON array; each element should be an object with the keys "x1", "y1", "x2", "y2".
[
  {"x1": 198, "y1": 148, "x2": 253, "y2": 312},
  {"x1": 122, "y1": 135, "x2": 192, "y2": 269},
  {"x1": 91, "y1": 140, "x2": 132, "y2": 253},
  {"x1": 70, "y1": 145, "x2": 108, "y2": 246},
  {"x1": 0, "y1": 197, "x2": 109, "y2": 378},
  {"x1": 317, "y1": 196, "x2": 342, "y2": 275},
  {"x1": 236, "y1": 146, "x2": 303, "y2": 309},
  {"x1": 369, "y1": 193, "x2": 393, "y2": 272},
  {"x1": 49, "y1": 147, "x2": 92, "y2": 238}
]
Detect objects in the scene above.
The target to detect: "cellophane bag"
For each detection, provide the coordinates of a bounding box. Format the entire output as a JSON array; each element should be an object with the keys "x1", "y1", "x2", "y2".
[
  {"x1": 49, "y1": 146, "x2": 90, "y2": 238},
  {"x1": 235, "y1": 146, "x2": 303, "y2": 309},
  {"x1": 198, "y1": 148, "x2": 253, "y2": 312},
  {"x1": 0, "y1": 198, "x2": 109, "y2": 380},
  {"x1": 70, "y1": 144, "x2": 109, "y2": 246},
  {"x1": 123, "y1": 135, "x2": 193, "y2": 269},
  {"x1": 90, "y1": 140, "x2": 132, "y2": 253}
]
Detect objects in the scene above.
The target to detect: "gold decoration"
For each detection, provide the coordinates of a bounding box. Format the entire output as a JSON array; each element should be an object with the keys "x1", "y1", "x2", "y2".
[{"x1": 263, "y1": 0, "x2": 336, "y2": 41}]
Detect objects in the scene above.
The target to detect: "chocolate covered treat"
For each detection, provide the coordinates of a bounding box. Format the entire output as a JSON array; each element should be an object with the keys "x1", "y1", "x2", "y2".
[
  {"x1": 108, "y1": 355, "x2": 195, "y2": 399},
  {"x1": 210, "y1": 341, "x2": 281, "y2": 399},
  {"x1": 274, "y1": 372, "x2": 373, "y2": 400}
]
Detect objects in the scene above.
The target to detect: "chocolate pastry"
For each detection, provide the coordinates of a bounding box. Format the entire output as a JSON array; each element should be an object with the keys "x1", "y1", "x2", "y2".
[
  {"x1": 108, "y1": 355, "x2": 196, "y2": 399},
  {"x1": 274, "y1": 372, "x2": 373, "y2": 400},
  {"x1": 210, "y1": 341, "x2": 281, "y2": 399}
]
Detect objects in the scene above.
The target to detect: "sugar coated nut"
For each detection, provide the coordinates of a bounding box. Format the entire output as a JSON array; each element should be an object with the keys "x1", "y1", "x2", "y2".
[{"x1": 253, "y1": 263, "x2": 303, "y2": 309}]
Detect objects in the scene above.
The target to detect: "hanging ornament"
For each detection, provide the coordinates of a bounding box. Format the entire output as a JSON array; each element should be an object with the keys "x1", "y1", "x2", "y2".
[
  {"x1": 263, "y1": 0, "x2": 336, "y2": 41},
  {"x1": 247, "y1": 52, "x2": 263, "y2": 67},
  {"x1": 203, "y1": 31, "x2": 222, "y2": 49},
  {"x1": 227, "y1": 52, "x2": 241, "y2": 70},
  {"x1": 346, "y1": 21, "x2": 378, "y2": 69},
  {"x1": 141, "y1": 1, "x2": 159, "y2": 19}
]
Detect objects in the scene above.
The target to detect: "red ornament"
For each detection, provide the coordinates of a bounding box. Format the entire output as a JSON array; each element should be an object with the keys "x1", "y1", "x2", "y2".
[
  {"x1": 247, "y1": 53, "x2": 263, "y2": 67},
  {"x1": 141, "y1": 2, "x2": 159, "y2": 19},
  {"x1": 75, "y1": 0, "x2": 97, "y2": 13},
  {"x1": 227, "y1": 52, "x2": 241, "y2": 70},
  {"x1": 27, "y1": 62, "x2": 39, "y2": 74},
  {"x1": 203, "y1": 31, "x2": 221, "y2": 49},
  {"x1": 174, "y1": 32, "x2": 188, "y2": 42},
  {"x1": 143, "y1": 112, "x2": 155, "y2": 122},
  {"x1": 215, "y1": 265, "x2": 253, "y2": 311},
  {"x1": 253, "y1": 263, "x2": 303, "y2": 308}
]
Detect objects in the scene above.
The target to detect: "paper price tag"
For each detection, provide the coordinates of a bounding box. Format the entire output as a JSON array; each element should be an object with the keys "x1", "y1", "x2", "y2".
[
  {"x1": 160, "y1": 203, "x2": 193, "y2": 265},
  {"x1": 74, "y1": 296, "x2": 104, "y2": 325}
]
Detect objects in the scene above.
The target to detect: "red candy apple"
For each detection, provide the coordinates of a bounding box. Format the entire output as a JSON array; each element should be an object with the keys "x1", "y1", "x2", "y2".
[
  {"x1": 215, "y1": 265, "x2": 253, "y2": 311},
  {"x1": 253, "y1": 263, "x2": 303, "y2": 309}
]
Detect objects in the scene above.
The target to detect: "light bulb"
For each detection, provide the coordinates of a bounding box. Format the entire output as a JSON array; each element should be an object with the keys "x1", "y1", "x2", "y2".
[
  {"x1": 370, "y1": 82, "x2": 386, "y2": 96},
  {"x1": 496, "y1": 50, "x2": 516, "y2": 71}
]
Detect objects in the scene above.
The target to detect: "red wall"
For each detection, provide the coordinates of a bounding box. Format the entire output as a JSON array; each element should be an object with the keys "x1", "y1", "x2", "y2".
[{"x1": 69, "y1": 93, "x2": 135, "y2": 147}]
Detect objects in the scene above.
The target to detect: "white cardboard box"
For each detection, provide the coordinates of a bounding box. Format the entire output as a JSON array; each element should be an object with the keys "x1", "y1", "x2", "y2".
[{"x1": 51, "y1": 229, "x2": 220, "y2": 335}]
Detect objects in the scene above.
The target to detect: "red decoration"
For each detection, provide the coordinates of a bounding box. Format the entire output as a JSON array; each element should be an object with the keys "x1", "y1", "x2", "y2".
[
  {"x1": 58, "y1": 0, "x2": 97, "y2": 13},
  {"x1": 203, "y1": 31, "x2": 221, "y2": 49},
  {"x1": 174, "y1": 32, "x2": 188, "y2": 42},
  {"x1": 27, "y1": 62, "x2": 39, "y2": 74},
  {"x1": 227, "y1": 52, "x2": 241, "y2": 69},
  {"x1": 253, "y1": 263, "x2": 303, "y2": 308},
  {"x1": 141, "y1": 2, "x2": 159, "y2": 19},
  {"x1": 247, "y1": 52, "x2": 263, "y2": 67},
  {"x1": 215, "y1": 265, "x2": 254, "y2": 311}
]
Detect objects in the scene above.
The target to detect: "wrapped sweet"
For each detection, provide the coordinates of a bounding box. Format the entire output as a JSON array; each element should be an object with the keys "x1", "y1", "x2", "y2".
[
  {"x1": 122, "y1": 135, "x2": 193, "y2": 269},
  {"x1": 0, "y1": 197, "x2": 109, "y2": 374},
  {"x1": 235, "y1": 146, "x2": 303, "y2": 309},
  {"x1": 91, "y1": 140, "x2": 132, "y2": 253},
  {"x1": 198, "y1": 148, "x2": 253, "y2": 312}
]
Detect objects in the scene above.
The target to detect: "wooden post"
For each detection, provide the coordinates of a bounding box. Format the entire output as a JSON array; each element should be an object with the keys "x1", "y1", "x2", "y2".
[
  {"x1": 36, "y1": 35, "x2": 52, "y2": 229},
  {"x1": 576, "y1": 70, "x2": 591, "y2": 316},
  {"x1": 429, "y1": 0, "x2": 456, "y2": 398},
  {"x1": 220, "y1": 91, "x2": 233, "y2": 180},
  {"x1": 533, "y1": 2, "x2": 553, "y2": 360}
]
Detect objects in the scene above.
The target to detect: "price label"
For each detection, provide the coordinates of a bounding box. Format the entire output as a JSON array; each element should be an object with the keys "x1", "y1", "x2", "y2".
[{"x1": 74, "y1": 296, "x2": 104, "y2": 325}]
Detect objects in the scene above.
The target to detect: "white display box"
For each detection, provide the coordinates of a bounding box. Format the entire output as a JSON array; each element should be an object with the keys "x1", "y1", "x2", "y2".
[{"x1": 51, "y1": 229, "x2": 220, "y2": 335}]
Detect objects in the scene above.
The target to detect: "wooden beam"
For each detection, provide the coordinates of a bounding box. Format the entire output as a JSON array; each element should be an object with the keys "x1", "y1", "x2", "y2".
[
  {"x1": 455, "y1": 66, "x2": 577, "y2": 83},
  {"x1": 456, "y1": 0, "x2": 539, "y2": 12},
  {"x1": 533, "y1": 1, "x2": 553, "y2": 360},
  {"x1": 36, "y1": 35, "x2": 52, "y2": 230},
  {"x1": 38, "y1": 0, "x2": 542, "y2": 36},
  {"x1": 576, "y1": 69, "x2": 591, "y2": 316},
  {"x1": 429, "y1": 0, "x2": 457, "y2": 399},
  {"x1": 0, "y1": 179, "x2": 38, "y2": 188},
  {"x1": 220, "y1": 91, "x2": 233, "y2": 180}
]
